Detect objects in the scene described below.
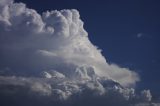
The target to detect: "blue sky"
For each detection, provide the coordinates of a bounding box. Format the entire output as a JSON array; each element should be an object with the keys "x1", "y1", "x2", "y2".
[{"x1": 15, "y1": 0, "x2": 160, "y2": 97}]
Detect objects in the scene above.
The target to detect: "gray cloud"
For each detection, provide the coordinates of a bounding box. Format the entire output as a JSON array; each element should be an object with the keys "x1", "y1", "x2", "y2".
[
  {"x1": 0, "y1": 75, "x2": 157, "y2": 106},
  {"x1": 0, "y1": 0, "x2": 159, "y2": 106}
]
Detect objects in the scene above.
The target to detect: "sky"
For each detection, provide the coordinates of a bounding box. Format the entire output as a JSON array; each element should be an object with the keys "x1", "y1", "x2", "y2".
[
  {"x1": 14, "y1": 0, "x2": 160, "y2": 95},
  {"x1": 0, "y1": 0, "x2": 160, "y2": 105}
]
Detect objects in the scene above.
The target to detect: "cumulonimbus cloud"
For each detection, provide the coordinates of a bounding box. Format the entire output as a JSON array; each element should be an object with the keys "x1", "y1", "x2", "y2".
[
  {"x1": 0, "y1": 0, "x2": 159, "y2": 106},
  {"x1": 0, "y1": 0, "x2": 138, "y2": 86}
]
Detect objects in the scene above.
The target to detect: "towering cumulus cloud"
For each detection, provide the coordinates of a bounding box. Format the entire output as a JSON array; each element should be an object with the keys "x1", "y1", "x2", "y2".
[{"x1": 0, "y1": 0, "x2": 159, "y2": 106}]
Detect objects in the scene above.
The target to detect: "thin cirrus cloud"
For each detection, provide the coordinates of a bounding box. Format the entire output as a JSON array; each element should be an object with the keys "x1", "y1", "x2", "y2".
[
  {"x1": 137, "y1": 33, "x2": 143, "y2": 38},
  {"x1": 0, "y1": 0, "x2": 159, "y2": 106}
]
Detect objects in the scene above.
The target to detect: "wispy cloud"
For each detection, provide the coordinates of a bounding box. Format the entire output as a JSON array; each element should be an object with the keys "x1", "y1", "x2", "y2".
[{"x1": 137, "y1": 33, "x2": 143, "y2": 38}]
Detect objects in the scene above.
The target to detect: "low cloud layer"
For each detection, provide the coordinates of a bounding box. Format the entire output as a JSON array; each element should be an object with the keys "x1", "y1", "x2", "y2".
[
  {"x1": 0, "y1": 0, "x2": 159, "y2": 106},
  {"x1": 0, "y1": 76, "x2": 155, "y2": 106}
]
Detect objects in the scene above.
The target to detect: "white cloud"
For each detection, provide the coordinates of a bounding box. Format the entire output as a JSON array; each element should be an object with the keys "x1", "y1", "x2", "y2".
[
  {"x1": 0, "y1": 0, "x2": 159, "y2": 106},
  {"x1": 0, "y1": 0, "x2": 139, "y2": 87},
  {"x1": 140, "y1": 90, "x2": 152, "y2": 102},
  {"x1": 137, "y1": 33, "x2": 143, "y2": 38}
]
